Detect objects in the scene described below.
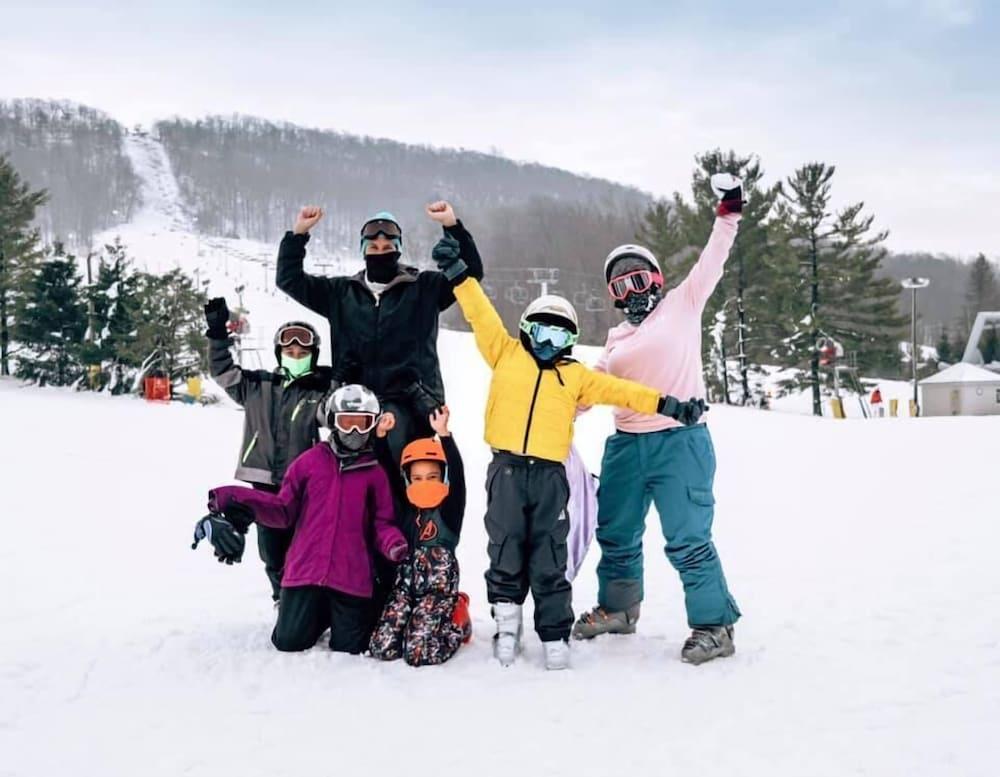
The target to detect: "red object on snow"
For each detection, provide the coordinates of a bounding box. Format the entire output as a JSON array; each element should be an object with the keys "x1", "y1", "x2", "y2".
[
  {"x1": 871, "y1": 388, "x2": 883, "y2": 404},
  {"x1": 144, "y1": 376, "x2": 171, "y2": 402},
  {"x1": 452, "y1": 592, "x2": 472, "y2": 644}
]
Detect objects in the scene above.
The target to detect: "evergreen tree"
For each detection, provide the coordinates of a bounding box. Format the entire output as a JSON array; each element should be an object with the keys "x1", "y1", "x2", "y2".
[
  {"x1": 981, "y1": 325, "x2": 1000, "y2": 365},
  {"x1": 778, "y1": 163, "x2": 905, "y2": 415},
  {"x1": 82, "y1": 237, "x2": 142, "y2": 391},
  {"x1": 0, "y1": 153, "x2": 47, "y2": 376},
  {"x1": 132, "y1": 268, "x2": 204, "y2": 384},
  {"x1": 638, "y1": 149, "x2": 784, "y2": 404},
  {"x1": 965, "y1": 253, "x2": 999, "y2": 326},
  {"x1": 936, "y1": 326, "x2": 954, "y2": 364},
  {"x1": 13, "y1": 243, "x2": 87, "y2": 386}
]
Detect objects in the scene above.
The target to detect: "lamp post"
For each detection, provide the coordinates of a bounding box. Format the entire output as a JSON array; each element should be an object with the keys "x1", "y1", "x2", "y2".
[{"x1": 901, "y1": 277, "x2": 931, "y2": 415}]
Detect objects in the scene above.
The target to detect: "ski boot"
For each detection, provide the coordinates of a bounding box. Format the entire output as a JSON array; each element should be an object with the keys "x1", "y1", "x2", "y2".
[
  {"x1": 681, "y1": 625, "x2": 735, "y2": 665},
  {"x1": 492, "y1": 601, "x2": 523, "y2": 667},
  {"x1": 543, "y1": 639, "x2": 571, "y2": 671},
  {"x1": 452, "y1": 592, "x2": 472, "y2": 644},
  {"x1": 571, "y1": 604, "x2": 640, "y2": 640}
]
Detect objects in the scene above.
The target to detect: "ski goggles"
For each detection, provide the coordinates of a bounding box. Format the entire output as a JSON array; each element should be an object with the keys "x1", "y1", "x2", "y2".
[
  {"x1": 332, "y1": 412, "x2": 378, "y2": 434},
  {"x1": 518, "y1": 320, "x2": 579, "y2": 349},
  {"x1": 608, "y1": 269, "x2": 664, "y2": 301},
  {"x1": 275, "y1": 325, "x2": 316, "y2": 348},
  {"x1": 360, "y1": 219, "x2": 402, "y2": 240}
]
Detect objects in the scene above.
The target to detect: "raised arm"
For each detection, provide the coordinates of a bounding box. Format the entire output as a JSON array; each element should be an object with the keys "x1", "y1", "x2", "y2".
[
  {"x1": 424, "y1": 202, "x2": 485, "y2": 310},
  {"x1": 451, "y1": 277, "x2": 518, "y2": 369},
  {"x1": 275, "y1": 206, "x2": 339, "y2": 315},
  {"x1": 674, "y1": 174, "x2": 745, "y2": 311}
]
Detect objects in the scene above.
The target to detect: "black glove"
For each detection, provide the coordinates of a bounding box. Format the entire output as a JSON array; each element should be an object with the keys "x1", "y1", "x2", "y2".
[
  {"x1": 222, "y1": 502, "x2": 255, "y2": 533},
  {"x1": 405, "y1": 380, "x2": 444, "y2": 417},
  {"x1": 658, "y1": 395, "x2": 708, "y2": 426},
  {"x1": 191, "y1": 513, "x2": 247, "y2": 564},
  {"x1": 432, "y1": 234, "x2": 468, "y2": 282},
  {"x1": 204, "y1": 297, "x2": 230, "y2": 339}
]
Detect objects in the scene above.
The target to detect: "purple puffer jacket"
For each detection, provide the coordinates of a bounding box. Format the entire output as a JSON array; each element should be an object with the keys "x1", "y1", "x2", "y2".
[{"x1": 210, "y1": 443, "x2": 406, "y2": 599}]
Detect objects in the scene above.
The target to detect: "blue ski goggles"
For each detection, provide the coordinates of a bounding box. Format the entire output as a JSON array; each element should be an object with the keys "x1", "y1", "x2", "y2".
[{"x1": 519, "y1": 320, "x2": 579, "y2": 349}]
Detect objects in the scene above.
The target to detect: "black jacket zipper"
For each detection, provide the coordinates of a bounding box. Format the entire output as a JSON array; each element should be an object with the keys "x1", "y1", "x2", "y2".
[{"x1": 521, "y1": 368, "x2": 544, "y2": 454}]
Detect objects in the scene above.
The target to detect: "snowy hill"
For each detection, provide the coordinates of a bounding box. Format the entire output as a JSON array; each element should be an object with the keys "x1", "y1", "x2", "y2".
[{"x1": 1, "y1": 328, "x2": 999, "y2": 776}]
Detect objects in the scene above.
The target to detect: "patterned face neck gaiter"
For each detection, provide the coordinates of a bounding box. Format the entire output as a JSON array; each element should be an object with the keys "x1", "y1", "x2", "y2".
[{"x1": 623, "y1": 288, "x2": 662, "y2": 325}]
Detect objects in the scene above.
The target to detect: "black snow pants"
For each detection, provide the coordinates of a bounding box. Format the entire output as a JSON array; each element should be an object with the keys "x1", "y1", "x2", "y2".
[
  {"x1": 484, "y1": 452, "x2": 572, "y2": 642},
  {"x1": 271, "y1": 586, "x2": 371, "y2": 654},
  {"x1": 252, "y1": 483, "x2": 292, "y2": 602},
  {"x1": 369, "y1": 547, "x2": 466, "y2": 666}
]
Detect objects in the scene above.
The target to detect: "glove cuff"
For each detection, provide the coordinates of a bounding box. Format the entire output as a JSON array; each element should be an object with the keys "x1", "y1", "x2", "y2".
[
  {"x1": 716, "y1": 199, "x2": 744, "y2": 216},
  {"x1": 443, "y1": 259, "x2": 469, "y2": 281}
]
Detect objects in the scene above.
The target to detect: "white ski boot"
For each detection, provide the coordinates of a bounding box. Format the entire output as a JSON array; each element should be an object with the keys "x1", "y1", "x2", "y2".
[
  {"x1": 492, "y1": 602, "x2": 523, "y2": 667},
  {"x1": 543, "y1": 639, "x2": 571, "y2": 671}
]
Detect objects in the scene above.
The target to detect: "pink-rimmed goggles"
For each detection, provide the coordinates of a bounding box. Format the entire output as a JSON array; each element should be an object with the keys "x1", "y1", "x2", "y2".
[{"x1": 608, "y1": 269, "x2": 664, "y2": 301}]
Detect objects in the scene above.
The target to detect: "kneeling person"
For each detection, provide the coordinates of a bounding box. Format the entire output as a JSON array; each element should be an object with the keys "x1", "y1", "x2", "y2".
[
  {"x1": 193, "y1": 385, "x2": 407, "y2": 654},
  {"x1": 369, "y1": 406, "x2": 472, "y2": 667}
]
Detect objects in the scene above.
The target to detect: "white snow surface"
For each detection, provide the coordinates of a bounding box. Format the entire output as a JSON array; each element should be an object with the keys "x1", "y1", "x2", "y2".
[
  {"x1": 3, "y1": 129, "x2": 999, "y2": 776},
  {"x1": 2, "y1": 336, "x2": 1000, "y2": 776}
]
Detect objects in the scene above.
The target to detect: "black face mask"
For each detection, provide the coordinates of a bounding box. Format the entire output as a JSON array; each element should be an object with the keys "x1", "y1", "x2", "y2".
[
  {"x1": 365, "y1": 250, "x2": 401, "y2": 284},
  {"x1": 623, "y1": 288, "x2": 662, "y2": 325}
]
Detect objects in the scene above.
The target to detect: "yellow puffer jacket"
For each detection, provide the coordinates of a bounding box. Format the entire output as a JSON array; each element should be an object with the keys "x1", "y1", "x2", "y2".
[{"x1": 453, "y1": 278, "x2": 661, "y2": 462}]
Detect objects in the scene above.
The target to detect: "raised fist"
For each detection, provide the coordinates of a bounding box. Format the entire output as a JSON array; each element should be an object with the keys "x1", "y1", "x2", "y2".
[
  {"x1": 425, "y1": 201, "x2": 458, "y2": 227},
  {"x1": 293, "y1": 206, "x2": 324, "y2": 235},
  {"x1": 710, "y1": 173, "x2": 745, "y2": 216}
]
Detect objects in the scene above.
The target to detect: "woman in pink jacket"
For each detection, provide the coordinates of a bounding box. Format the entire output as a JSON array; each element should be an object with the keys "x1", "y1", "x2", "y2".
[{"x1": 572, "y1": 174, "x2": 744, "y2": 665}]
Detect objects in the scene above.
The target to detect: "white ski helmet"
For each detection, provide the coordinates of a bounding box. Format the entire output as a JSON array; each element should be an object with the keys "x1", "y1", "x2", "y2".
[
  {"x1": 520, "y1": 293, "x2": 579, "y2": 335},
  {"x1": 323, "y1": 383, "x2": 381, "y2": 428},
  {"x1": 603, "y1": 244, "x2": 661, "y2": 283}
]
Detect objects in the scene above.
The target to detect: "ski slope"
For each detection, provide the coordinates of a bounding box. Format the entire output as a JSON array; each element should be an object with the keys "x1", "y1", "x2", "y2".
[{"x1": 2, "y1": 331, "x2": 999, "y2": 776}]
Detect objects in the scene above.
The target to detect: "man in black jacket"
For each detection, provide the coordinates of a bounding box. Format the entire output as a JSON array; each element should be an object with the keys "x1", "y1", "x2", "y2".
[
  {"x1": 205, "y1": 303, "x2": 358, "y2": 602},
  {"x1": 275, "y1": 202, "x2": 483, "y2": 469}
]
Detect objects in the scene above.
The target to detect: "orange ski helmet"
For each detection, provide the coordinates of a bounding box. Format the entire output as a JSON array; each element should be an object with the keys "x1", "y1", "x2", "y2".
[{"x1": 401, "y1": 438, "x2": 450, "y2": 509}]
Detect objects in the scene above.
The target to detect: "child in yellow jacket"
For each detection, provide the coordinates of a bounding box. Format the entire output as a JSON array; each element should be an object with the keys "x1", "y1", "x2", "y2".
[{"x1": 428, "y1": 211, "x2": 705, "y2": 670}]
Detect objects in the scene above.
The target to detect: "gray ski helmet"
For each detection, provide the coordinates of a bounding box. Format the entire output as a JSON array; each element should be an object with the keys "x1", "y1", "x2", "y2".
[
  {"x1": 324, "y1": 383, "x2": 381, "y2": 452},
  {"x1": 324, "y1": 383, "x2": 381, "y2": 425},
  {"x1": 604, "y1": 244, "x2": 661, "y2": 284},
  {"x1": 273, "y1": 320, "x2": 321, "y2": 368}
]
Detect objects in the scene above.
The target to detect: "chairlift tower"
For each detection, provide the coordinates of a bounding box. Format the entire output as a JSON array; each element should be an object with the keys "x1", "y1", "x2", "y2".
[{"x1": 526, "y1": 267, "x2": 560, "y2": 297}]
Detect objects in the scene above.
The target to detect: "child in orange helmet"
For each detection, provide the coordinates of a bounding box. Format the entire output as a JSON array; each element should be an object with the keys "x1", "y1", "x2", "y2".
[{"x1": 369, "y1": 407, "x2": 471, "y2": 666}]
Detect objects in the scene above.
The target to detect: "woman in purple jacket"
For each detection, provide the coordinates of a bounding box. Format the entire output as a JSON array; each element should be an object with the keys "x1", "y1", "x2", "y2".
[{"x1": 193, "y1": 384, "x2": 408, "y2": 654}]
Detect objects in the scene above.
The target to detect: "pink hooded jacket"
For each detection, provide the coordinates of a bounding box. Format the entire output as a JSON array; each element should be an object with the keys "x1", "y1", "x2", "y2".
[{"x1": 594, "y1": 213, "x2": 741, "y2": 433}]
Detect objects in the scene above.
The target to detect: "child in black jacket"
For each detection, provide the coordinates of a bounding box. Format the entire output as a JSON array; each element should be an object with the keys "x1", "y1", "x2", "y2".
[{"x1": 369, "y1": 407, "x2": 471, "y2": 666}]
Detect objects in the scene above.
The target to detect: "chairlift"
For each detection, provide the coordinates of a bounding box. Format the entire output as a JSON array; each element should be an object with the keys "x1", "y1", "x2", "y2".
[
  {"x1": 482, "y1": 280, "x2": 499, "y2": 300},
  {"x1": 506, "y1": 284, "x2": 529, "y2": 305},
  {"x1": 585, "y1": 294, "x2": 608, "y2": 313}
]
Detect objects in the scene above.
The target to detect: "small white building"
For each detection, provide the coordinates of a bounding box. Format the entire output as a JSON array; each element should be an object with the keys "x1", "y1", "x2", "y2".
[{"x1": 920, "y1": 363, "x2": 1000, "y2": 417}]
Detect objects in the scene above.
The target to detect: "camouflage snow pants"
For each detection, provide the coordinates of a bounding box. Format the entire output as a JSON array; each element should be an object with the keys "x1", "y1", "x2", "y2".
[{"x1": 369, "y1": 546, "x2": 466, "y2": 667}]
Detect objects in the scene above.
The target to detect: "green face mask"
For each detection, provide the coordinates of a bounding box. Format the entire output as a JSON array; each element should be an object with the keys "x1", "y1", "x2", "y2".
[{"x1": 281, "y1": 353, "x2": 312, "y2": 380}]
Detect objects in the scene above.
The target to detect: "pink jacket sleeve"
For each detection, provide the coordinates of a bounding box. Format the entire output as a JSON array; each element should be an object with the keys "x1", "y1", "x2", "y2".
[
  {"x1": 674, "y1": 213, "x2": 741, "y2": 311},
  {"x1": 209, "y1": 463, "x2": 305, "y2": 530},
  {"x1": 370, "y1": 466, "x2": 407, "y2": 560}
]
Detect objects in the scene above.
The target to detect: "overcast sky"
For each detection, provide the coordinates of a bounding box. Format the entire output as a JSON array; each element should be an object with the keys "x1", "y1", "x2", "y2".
[{"x1": 1, "y1": 0, "x2": 996, "y2": 256}]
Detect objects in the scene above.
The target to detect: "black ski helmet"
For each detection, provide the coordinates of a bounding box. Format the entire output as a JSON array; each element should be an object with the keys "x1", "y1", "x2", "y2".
[{"x1": 273, "y1": 321, "x2": 321, "y2": 369}]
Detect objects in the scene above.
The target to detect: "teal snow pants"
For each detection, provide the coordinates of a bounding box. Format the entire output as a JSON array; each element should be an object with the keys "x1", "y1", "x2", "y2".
[{"x1": 595, "y1": 424, "x2": 740, "y2": 628}]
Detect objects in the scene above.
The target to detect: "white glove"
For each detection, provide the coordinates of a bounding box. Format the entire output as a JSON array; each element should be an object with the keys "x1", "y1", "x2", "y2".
[{"x1": 710, "y1": 173, "x2": 744, "y2": 201}]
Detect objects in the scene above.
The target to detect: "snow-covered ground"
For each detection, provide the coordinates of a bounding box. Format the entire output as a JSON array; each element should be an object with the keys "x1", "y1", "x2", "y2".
[{"x1": 2, "y1": 331, "x2": 999, "y2": 777}]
